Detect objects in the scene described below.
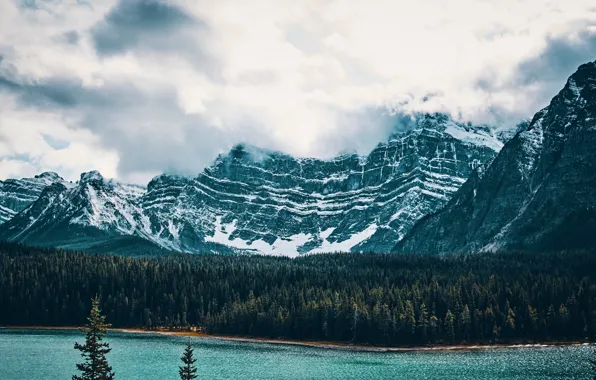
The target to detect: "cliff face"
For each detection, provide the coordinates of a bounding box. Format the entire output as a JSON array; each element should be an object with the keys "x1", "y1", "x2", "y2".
[
  {"x1": 0, "y1": 171, "x2": 157, "y2": 253},
  {"x1": 0, "y1": 114, "x2": 503, "y2": 255},
  {"x1": 142, "y1": 114, "x2": 501, "y2": 255},
  {"x1": 395, "y1": 61, "x2": 596, "y2": 254},
  {"x1": 0, "y1": 172, "x2": 69, "y2": 223}
]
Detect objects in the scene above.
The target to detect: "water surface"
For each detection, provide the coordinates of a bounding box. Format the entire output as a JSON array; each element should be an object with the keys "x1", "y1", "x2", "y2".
[{"x1": 0, "y1": 329, "x2": 592, "y2": 379}]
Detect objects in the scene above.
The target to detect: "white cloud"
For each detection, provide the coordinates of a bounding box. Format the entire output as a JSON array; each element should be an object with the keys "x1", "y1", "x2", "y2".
[
  {"x1": 0, "y1": 0, "x2": 595, "y2": 183},
  {"x1": 0, "y1": 95, "x2": 119, "y2": 181}
]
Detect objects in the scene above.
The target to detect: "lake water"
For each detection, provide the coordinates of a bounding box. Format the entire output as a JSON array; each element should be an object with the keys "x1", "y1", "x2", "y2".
[{"x1": 0, "y1": 329, "x2": 593, "y2": 379}]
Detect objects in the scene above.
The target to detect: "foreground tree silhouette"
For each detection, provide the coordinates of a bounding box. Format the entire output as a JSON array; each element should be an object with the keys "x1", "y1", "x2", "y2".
[
  {"x1": 73, "y1": 296, "x2": 115, "y2": 380},
  {"x1": 179, "y1": 341, "x2": 198, "y2": 379}
]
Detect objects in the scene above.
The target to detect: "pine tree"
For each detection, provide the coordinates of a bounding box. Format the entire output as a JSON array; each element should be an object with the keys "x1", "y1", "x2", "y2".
[
  {"x1": 179, "y1": 341, "x2": 198, "y2": 380},
  {"x1": 444, "y1": 310, "x2": 455, "y2": 342},
  {"x1": 73, "y1": 296, "x2": 115, "y2": 380},
  {"x1": 417, "y1": 303, "x2": 429, "y2": 342},
  {"x1": 505, "y1": 307, "x2": 516, "y2": 338},
  {"x1": 459, "y1": 305, "x2": 472, "y2": 341}
]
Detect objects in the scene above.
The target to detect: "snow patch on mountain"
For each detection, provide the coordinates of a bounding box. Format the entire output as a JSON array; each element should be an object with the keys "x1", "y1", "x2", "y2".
[
  {"x1": 444, "y1": 122, "x2": 504, "y2": 152},
  {"x1": 0, "y1": 113, "x2": 513, "y2": 255},
  {"x1": 0, "y1": 172, "x2": 72, "y2": 224},
  {"x1": 310, "y1": 224, "x2": 379, "y2": 254},
  {"x1": 205, "y1": 216, "x2": 312, "y2": 257}
]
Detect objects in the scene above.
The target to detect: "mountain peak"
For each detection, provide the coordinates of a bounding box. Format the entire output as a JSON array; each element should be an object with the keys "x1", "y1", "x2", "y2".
[
  {"x1": 576, "y1": 60, "x2": 596, "y2": 72},
  {"x1": 566, "y1": 61, "x2": 596, "y2": 99},
  {"x1": 35, "y1": 172, "x2": 63, "y2": 182},
  {"x1": 387, "y1": 112, "x2": 504, "y2": 152},
  {"x1": 227, "y1": 143, "x2": 280, "y2": 163},
  {"x1": 0, "y1": 171, "x2": 72, "y2": 223},
  {"x1": 147, "y1": 173, "x2": 192, "y2": 191},
  {"x1": 79, "y1": 170, "x2": 104, "y2": 184},
  {"x1": 394, "y1": 59, "x2": 596, "y2": 254},
  {"x1": 41, "y1": 182, "x2": 68, "y2": 195},
  {"x1": 0, "y1": 109, "x2": 506, "y2": 255}
]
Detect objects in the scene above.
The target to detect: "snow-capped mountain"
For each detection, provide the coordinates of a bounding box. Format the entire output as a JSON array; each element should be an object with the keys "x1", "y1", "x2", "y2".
[
  {"x1": 0, "y1": 172, "x2": 71, "y2": 223},
  {"x1": 394, "y1": 61, "x2": 596, "y2": 254},
  {"x1": 0, "y1": 113, "x2": 505, "y2": 256},
  {"x1": 0, "y1": 171, "x2": 159, "y2": 253},
  {"x1": 141, "y1": 114, "x2": 503, "y2": 256}
]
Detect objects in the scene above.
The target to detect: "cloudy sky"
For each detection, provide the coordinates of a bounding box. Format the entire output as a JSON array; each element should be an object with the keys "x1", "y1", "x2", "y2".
[{"x1": 0, "y1": 0, "x2": 595, "y2": 184}]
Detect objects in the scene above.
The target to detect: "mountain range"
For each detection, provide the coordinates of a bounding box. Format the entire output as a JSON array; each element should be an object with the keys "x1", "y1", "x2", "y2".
[
  {"x1": 0, "y1": 113, "x2": 505, "y2": 255},
  {"x1": 1, "y1": 60, "x2": 594, "y2": 256}
]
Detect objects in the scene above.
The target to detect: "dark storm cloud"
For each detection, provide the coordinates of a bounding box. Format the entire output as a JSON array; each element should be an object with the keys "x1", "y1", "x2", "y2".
[
  {"x1": 516, "y1": 30, "x2": 596, "y2": 86},
  {"x1": 0, "y1": 72, "x2": 120, "y2": 109},
  {"x1": 89, "y1": 0, "x2": 220, "y2": 81},
  {"x1": 477, "y1": 28, "x2": 596, "y2": 104},
  {"x1": 91, "y1": 0, "x2": 202, "y2": 56},
  {"x1": 0, "y1": 2, "x2": 241, "y2": 179}
]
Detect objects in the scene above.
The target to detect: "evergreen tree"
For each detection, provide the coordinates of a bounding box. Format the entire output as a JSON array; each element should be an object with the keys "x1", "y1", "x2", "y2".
[
  {"x1": 459, "y1": 305, "x2": 472, "y2": 341},
  {"x1": 505, "y1": 306, "x2": 516, "y2": 338},
  {"x1": 417, "y1": 303, "x2": 429, "y2": 342},
  {"x1": 2, "y1": 242, "x2": 596, "y2": 347},
  {"x1": 179, "y1": 341, "x2": 198, "y2": 380},
  {"x1": 444, "y1": 310, "x2": 455, "y2": 342},
  {"x1": 73, "y1": 296, "x2": 115, "y2": 380}
]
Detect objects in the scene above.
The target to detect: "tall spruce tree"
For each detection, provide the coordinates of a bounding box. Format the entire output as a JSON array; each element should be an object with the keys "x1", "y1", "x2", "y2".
[
  {"x1": 73, "y1": 296, "x2": 115, "y2": 380},
  {"x1": 179, "y1": 341, "x2": 198, "y2": 380}
]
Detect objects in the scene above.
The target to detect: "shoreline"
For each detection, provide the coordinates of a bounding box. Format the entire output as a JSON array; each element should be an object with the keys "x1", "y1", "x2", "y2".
[{"x1": 1, "y1": 326, "x2": 590, "y2": 353}]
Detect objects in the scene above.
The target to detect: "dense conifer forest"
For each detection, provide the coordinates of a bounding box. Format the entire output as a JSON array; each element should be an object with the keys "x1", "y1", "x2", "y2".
[{"x1": 1, "y1": 242, "x2": 595, "y2": 347}]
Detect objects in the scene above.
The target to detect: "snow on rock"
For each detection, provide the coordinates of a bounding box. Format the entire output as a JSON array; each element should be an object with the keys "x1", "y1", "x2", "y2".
[
  {"x1": 0, "y1": 173, "x2": 71, "y2": 224},
  {"x1": 444, "y1": 121, "x2": 504, "y2": 152},
  {"x1": 0, "y1": 112, "x2": 511, "y2": 255},
  {"x1": 310, "y1": 224, "x2": 379, "y2": 254},
  {"x1": 205, "y1": 216, "x2": 313, "y2": 257},
  {"x1": 395, "y1": 60, "x2": 596, "y2": 254}
]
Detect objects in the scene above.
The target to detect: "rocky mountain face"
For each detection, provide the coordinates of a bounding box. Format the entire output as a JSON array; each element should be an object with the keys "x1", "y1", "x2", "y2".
[
  {"x1": 394, "y1": 61, "x2": 596, "y2": 254},
  {"x1": 0, "y1": 113, "x2": 505, "y2": 256},
  {"x1": 0, "y1": 172, "x2": 70, "y2": 223},
  {"x1": 142, "y1": 114, "x2": 503, "y2": 255},
  {"x1": 0, "y1": 171, "x2": 160, "y2": 253}
]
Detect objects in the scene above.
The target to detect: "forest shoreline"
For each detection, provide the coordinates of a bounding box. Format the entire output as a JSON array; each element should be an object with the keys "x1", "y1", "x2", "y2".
[{"x1": 1, "y1": 326, "x2": 589, "y2": 353}]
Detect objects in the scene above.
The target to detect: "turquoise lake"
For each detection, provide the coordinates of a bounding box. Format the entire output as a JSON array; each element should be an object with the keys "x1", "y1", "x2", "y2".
[{"x1": 0, "y1": 329, "x2": 593, "y2": 379}]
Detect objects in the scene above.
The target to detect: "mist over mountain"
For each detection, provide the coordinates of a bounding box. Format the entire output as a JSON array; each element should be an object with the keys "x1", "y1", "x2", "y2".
[
  {"x1": 1, "y1": 60, "x2": 596, "y2": 256},
  {"x1": 0, "y1": 113, "x2": 506, "y2": 256},
  {"x1": 395, "y1": 60, "x2": 596, "y2": 254}
]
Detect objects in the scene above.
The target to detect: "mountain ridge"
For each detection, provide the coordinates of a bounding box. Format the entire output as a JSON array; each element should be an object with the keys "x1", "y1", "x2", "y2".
[
  {"x1": 394, "y1": 60, "x2": 596, "y2": 254},
  {"x1": 0, "y1": 172, "x2": 72, "y2": 223},
  {"x1": 0, "y1": 113, "x2": 505, "y2": 255}
]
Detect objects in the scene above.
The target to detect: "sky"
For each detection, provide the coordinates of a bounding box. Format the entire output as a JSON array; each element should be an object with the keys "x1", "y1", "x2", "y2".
[{"x1": 0, "y1": 0, "x2": 595, "y2": 184}]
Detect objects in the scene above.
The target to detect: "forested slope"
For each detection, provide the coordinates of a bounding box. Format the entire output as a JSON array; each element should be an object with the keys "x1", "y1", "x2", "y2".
[{"x1": 1, "y1": 242, "x2": 594, "y2": 346}]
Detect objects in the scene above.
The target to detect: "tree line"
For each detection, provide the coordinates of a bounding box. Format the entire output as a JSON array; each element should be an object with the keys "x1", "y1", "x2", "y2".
[
  {"x1": 1, "y1": 242, "x2": 595, "y2": 347},
  {"x1": 72, "y1": 295, "x2": 596, "y2": 380},
  {"x1": 70, "y1": 294, "x2": 596, "y2": 379}
]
